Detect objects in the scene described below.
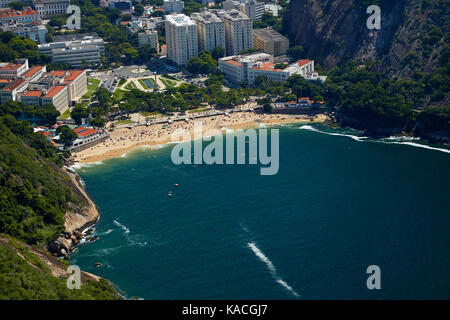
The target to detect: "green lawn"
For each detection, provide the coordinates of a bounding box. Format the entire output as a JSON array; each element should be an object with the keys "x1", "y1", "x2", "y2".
[
  {"x1": 82, "y1": 80, "x2": 100, "y2": 99},
  {"x1": 113, "y1": 89, "x2": 126, "y2": 101},
  {"x1": 160, "y1": 77, "x2": 178, "y2": 88},
  {"x1": 188, "y1": 108, "x2": 210, "y2": 113},
  {"x1": 140, "y1": 111, "x2": 160, "y2": 117},
  {"x1": 89, "y1": 78, "x2": 100, "y2": 85},
  {"x1": 115, "y1": 119, "x2": 132, "y2": 124},
  {"x1": 125, "y1": 81, "x2": 137, "y2": 90},
  {"x1": 118, "y1": 78, "x2": 126, "y2": 87},
  {"x1": 58, "y1": 109, "x2": 71, "y2": 119}
]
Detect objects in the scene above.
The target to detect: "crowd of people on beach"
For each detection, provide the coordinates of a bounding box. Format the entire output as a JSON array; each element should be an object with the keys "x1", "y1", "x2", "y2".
[{"x1": 72, "y1": 111, "x2": 320, "y2": 163}]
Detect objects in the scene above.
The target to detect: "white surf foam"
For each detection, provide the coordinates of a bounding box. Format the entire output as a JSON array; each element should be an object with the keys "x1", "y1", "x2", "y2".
[
  {"x1": 247, "y1": 242, "x2": 299, "y2": 297},
  {"x1": 387, "y1": 141, "x2": 450, "y2": 154},
  {"x1": 276, "y1": 279, "x2": 300, "y2": 297},
  {"x1": 299, "y1": 125, "x2": 367, "y2": 141},
  {"x1": 382, "y1": 136, "x2": 420, "y2": 142},
  {"x1": 68, "y1": 161, "x2": 104, "y2": 170},
  {"x1": 113, "y1": 220, "x2": 130, "y2": 234},
  {"x1": 248, "y1": 242, "x2": 276, "y2": 274}
]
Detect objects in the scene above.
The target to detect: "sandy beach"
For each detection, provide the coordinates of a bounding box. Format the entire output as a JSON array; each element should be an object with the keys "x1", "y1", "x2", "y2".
[{"x1": 72, "y1": 112, "x2": 329, "y2": 164}]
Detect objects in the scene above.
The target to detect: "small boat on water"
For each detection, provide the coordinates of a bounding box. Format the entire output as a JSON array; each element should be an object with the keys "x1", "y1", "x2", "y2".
[{"x1": 174, "y1": 183, "x2": 179, "y2": 187}]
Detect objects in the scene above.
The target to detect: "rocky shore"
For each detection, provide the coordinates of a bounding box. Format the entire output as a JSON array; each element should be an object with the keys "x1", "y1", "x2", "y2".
[{"x1": 47, "y1": 168, "x2": 100, "y2": 258}]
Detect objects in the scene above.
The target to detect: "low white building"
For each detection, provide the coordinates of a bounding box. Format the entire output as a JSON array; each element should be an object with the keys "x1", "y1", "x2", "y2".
[
  {"x1": 219, "y1": 53, "x2": 327, "y2": 84},
  {"x1": 38, "y1": 35, "x2": 105, "y2": 67},
  {"x1": 0, "y1": 23, "x2": 48, "y2": 44},
  {"x1": 0, "y1": 58, "x2": 29, "y2": 80},
  {"x1": 32, "y1": 0, "x2": 70, "y2": 19}
]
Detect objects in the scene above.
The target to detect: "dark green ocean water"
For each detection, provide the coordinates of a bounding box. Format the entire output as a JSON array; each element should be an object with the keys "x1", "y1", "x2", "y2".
[{"x1": 70, "y1": 124, "x2": 450, "y2": 299}]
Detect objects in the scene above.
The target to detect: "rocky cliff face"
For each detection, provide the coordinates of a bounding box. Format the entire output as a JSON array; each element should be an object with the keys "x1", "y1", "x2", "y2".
[{"x1": 284, "y1": 0, "x2": 448, "y2": 76}]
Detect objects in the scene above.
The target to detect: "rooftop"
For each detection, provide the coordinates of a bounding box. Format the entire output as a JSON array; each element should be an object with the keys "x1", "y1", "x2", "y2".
[
  {"x1": 20, "y1": 90, "x2": 42, "y2": 97},
  {"x1": 2, "y1": 79, "x2": 26, "y2": 91},
  {"x1": 192, "y1": 10, "x2": 223, "y2": 24},
  {"x1": 0, "y1": 7, "x2": 39, "y2": 19},
  {"x1": 64, "y1": 70, "x2": 84, "y2": 81},
  {"x1": 74, "y1": 127, "x2": 99, "y2": 137},
  {"x1": 217, "y1": 9, "x2": 250, "y2": 21},
  {"x1": 0, "y1": 62, "x2": 24, "y2": 71},
  {"x1": 44, "y1": 85, "x2": 65, "y2": 98},
  {"x1": 253, "y1": 27, "x2": 288, "y2": 42},
  {"x1": 52, "y1": 32, "x2": 100, "y2": 42},
  {"x1": 165, "y1": 14, "x2": 196, "y2": 26},
  {"x1": 297, "y1": 59, "x2": 312, "y2": 67},
  {"x1": 23, "y1": 65, "x2": 44, "y2": 78}
]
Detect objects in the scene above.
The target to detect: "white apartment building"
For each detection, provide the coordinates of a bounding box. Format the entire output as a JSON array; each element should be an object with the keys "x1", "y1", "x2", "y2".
[
  {"x1": 219, "y1": 53, "x2": 326, "y2": 84},
  {"x1": 32, "y1": 0, "x2": 70, "y2": 19},
  {"x1": 138, "y1": 30, "x2": 158, "y2": 50},
  {"x1": 38, "y1": 36, "x2": 105, "y2": 67},
  {"x1": 217, "y1": 9, "x2": 252, "y2": 56},
  {"x1": 165, "y1": 14, "x2": 198, "y2": 65},
  {"x1": 1, "y1": 23, "x2": 48, "y2": 43},
  {"x1": 192, "y1": 10, "x2": 225, "y2": 53},
  {"x1": 240, "y1": 0, "x2": 264, "y2": 21},
  {"x1": 223, "y1": 0, "x2": 264, "y2": 21},
  {"x1": 164, "y1": 0, "x2": 184, "y2": 14}
]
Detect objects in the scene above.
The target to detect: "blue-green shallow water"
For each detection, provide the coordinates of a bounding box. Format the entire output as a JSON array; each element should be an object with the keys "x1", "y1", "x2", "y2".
[{"x1": 70, "y1": 124, "x2": 450, "y2": 299}]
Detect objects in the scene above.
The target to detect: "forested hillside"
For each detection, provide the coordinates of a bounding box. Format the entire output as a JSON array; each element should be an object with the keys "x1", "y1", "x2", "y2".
[{"x1": 0, "y1": 110, "x2": 120, "y2": 299}]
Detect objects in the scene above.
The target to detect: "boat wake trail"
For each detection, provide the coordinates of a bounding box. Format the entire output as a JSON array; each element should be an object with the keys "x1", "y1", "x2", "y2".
[
  {"x1": 247, "y1": 242, "x2": 299, "y2": 297},
  {"x1": 113, "y1": 220, "x2": 130, "y2": 234},
  {"x1": 299, "y1": 125, "x2": 367, "y2": 141}
]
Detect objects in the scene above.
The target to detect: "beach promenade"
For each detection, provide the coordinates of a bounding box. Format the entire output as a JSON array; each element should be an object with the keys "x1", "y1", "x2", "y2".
[{"x1": 72, "y1": 110, "x2": 329, "y2": 164}]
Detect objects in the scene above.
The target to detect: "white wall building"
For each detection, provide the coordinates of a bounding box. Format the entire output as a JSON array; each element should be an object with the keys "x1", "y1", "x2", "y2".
[
  {"x1": 165, "y1": 14, "x2": 198, "y2": 65},
  {"x1": 38, "y1": 36, "x2": 105, "y2": 67},
  {"x1": 223, "y1": 0, "x2": 264, "y2": 21},
  {"x1": 217, "y1": 9, "x2": 252, "y2": 56},
  {"x1": 192, "y1": 10, "x2": 225, "y2": 53},
  {"x1": 219, "y1": 53, "x2": 326, "y2": 84},
  {"x1": 0, "y1": 23, "x2": 48, "y2": 43},
  {"x1": 138, "y1": 29, "x2": 158, "y2": 50},
  {"x1": 32, "y1": 0, "x2": 70, "y2": 19},
  {"x1": 163, "y1": 0, "x2": 184, "y2": 14},
  {"x1": 240, "y1": 0, "x2": 264, "y2": 21}
]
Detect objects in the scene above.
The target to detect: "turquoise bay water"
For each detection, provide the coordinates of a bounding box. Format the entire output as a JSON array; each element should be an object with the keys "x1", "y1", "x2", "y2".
[{"x1": 70, "y1": 124, "x2": 450, "y2": 299}]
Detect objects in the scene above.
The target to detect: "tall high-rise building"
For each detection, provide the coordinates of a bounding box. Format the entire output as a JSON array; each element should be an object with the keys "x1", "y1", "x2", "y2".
[
  {"x1": 191, "y1": 10, "x2": 225, "y2": 53},
  {"x1": 165, "y1": 14, "x2": 198, "y2": 65},
  {"x1": 217, "y1": 9, "x2": 252, "y2": 56},
  {"x1": 163, "y1": 0, "x2": 184, "y2": 14},
  {"x1": 240, "y1": 0, "x2": 264, "y2": 21},
  {"x1": 138, "y1": 30, "x2": 158, "y2": 50},
  {"x1": 222, "y1": 0, "x2": 265, "y2": 21}
]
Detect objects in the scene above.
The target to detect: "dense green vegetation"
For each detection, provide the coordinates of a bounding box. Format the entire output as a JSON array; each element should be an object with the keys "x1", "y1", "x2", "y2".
[
  {"x1": 186, "y1": 52, "x2": 220, "y2": 75},
  {"x1": 0, "y1": 31, "x2": 50, "y2": 65},
  {"x1": 0, "y1": 104, "x2": 121, "y2": 299},
  {"x1": 0, "y1": 239, "x2": 120, "y2": 299},
  {"x1": 0, "y1": 116, "x2": 70, "y2": 244}
]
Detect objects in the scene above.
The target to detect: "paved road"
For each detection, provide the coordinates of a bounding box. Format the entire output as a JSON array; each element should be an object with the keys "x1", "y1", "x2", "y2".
[{"x1": 115, "y1": 105, "x2": 262, "y2": 129}]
